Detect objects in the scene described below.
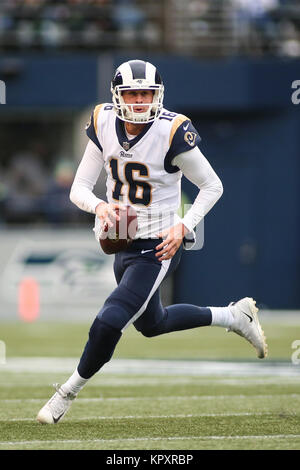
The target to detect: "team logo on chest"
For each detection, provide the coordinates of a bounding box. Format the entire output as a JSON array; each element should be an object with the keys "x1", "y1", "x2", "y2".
[
  {"x1": 119, "y1": 150, "x2": 133, "y2": 159},
  {"x1": 122, "y1": 141, "x2": 130, "y2": 151}
]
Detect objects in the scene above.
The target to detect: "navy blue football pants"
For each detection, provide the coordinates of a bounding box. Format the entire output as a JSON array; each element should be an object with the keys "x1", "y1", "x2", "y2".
[{"x1": 78, "y1": 239, "x2": 212, "y2": 379}]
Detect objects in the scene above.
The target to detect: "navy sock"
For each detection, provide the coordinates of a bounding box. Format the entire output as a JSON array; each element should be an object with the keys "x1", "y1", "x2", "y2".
[
  {"x1": 143, "y1": 305, "x2": 212, "y2": 337},
  {"x1": 77, "y1": 317, "x2": 122, "y2": 379}
]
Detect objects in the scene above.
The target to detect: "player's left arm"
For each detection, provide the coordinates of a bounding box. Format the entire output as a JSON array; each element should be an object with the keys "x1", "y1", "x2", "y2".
[
  {"x1": 175, "y1": 145, "x2": 224, "y2": 232},
  {"x1": 156, "y1": 120, "x2": 223, "y2": 261},
  {"x1": 155, "y1": 146, "x2": 223, "y2": 260}
]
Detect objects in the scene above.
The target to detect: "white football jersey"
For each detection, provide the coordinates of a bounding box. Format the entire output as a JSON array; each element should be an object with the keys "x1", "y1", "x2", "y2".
[{"x1": 86, "y1": 103, "x2": 201, "y2": 239}]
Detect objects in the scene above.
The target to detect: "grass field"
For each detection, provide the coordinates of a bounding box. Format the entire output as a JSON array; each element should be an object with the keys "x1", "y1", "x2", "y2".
[{"x1": 0, "y1": 313, "x2": 300, "y2": 450}]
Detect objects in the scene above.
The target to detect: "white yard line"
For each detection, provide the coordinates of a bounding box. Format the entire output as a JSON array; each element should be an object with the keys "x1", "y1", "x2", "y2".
[
  {"x1": 2, "y1": 376, "x2": 300, "y2": 388},
  {"x1": 1, "y1": 357, "x2": 299, "y2": 376},
  {"x1": 1, "y1": 393, "x2": 299, "y2": 404},
  {"x1": 1, "y1": 435, "x2": 300, "y2": 447},
  {"x1": 0, "y1": 412, "x2": 273, "y2": 422}
]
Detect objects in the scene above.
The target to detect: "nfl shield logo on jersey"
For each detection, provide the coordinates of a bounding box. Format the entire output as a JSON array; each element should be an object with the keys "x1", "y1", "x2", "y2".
[{"x1": 123, "y1": 142, "x2": 130, "y2": 151}]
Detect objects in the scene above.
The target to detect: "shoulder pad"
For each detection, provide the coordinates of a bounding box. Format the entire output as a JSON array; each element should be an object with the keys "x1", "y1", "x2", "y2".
[
  {"x1": 85, "y1": 103, "x2": 111, "y2": 151},
  {"x1": 164, "y1": 116, "x2": 201, "y2": 173}
]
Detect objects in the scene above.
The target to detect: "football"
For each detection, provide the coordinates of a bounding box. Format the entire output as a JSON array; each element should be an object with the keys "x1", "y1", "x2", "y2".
[{"x1": 99, "y1": 205, "x2": 138, "y2": 254}]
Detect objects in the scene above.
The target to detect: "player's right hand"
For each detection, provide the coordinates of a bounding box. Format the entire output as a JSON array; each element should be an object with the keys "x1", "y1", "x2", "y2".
[{"x1": 95, "y1": 202, "x2": 126, "y2": 229}]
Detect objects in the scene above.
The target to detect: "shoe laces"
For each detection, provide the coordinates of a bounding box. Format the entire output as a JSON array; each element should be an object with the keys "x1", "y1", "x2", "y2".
[{"x1": 53, "y1": 383, "x2": 76, "y2": 401}]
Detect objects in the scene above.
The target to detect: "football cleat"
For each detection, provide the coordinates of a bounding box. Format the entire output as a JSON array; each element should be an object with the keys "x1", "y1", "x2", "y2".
[
  {"x1": 227, "y1": 297, "x2": 267, "y2": 359},
  {"x1": 36, "y1": 384, "x2": 76, "y2": 424}
]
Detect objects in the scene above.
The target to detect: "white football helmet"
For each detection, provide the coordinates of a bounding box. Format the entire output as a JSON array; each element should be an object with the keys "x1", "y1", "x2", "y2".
[{"x1": 111, "y1": 59, "x2": 164, "y2": 124}]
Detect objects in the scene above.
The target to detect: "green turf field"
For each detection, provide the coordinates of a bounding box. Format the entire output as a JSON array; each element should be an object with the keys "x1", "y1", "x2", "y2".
[{"x1": 0, "y1": 314, "x2": 300, "y2": 450}]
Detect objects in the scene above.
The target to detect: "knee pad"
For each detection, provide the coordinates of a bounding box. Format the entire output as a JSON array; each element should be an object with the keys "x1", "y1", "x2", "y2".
[{"x1": 97, "y1": 284, "x2": 146, "y2": 330}]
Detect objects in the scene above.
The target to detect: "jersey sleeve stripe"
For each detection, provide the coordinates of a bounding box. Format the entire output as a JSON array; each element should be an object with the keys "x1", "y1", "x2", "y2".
[
  {"x1": 93, "y1": 104, "x2": 104, "y2": 136},
  {"x1": 164, "y1": 116, "x2": 201, "y2": 174},
  {"x1": 85, "y1": 104, "x2": 104, "y2": 152},
  {"x1": 169, "y1": 115, "x2": 190, "y2": 147}
]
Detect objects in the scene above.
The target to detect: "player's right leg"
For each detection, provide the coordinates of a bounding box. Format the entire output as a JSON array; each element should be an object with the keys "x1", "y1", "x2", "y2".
[{"x1": 37, "y1": 240, "x2": 169, "y2": 423}]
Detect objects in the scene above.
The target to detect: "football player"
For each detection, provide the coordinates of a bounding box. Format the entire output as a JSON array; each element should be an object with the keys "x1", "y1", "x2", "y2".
[{"x1": 37, "y1": 60, "x2": 267, "y2": 424}]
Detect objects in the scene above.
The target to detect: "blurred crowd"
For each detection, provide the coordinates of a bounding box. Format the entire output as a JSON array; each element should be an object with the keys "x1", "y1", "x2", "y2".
[
  {"x1": 0, "y1": 0, "x2": 160, "y2": 51},
  {"x1": 0, "y1": 146, "x2": 91, "y2": 226},
  {"x1": 0, "y1": 0, "x2": 299, "y2": 56},
  {"x1": 230, "y1": 0, "x2": 300, "y2": 56}
]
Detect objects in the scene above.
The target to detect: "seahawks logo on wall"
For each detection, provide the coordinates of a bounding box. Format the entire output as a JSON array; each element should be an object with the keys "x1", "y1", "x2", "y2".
[{"x1": 184, "y1": 131, "x2": 197, "y2": 147}]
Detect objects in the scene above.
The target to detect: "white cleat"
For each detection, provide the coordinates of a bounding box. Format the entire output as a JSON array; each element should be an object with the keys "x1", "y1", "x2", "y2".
[
  {"x1": 227, "y1": 297, "x2": 268, "y2": 359},
  {"x1": 37, "y1": 384, "x2": 76, "y2": 424}
]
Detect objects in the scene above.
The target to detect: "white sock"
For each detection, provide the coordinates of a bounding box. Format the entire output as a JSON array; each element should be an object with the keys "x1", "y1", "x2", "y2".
[
  {"x1": 61, "y1": 369, "x2": 89, "y2": 396},
  {"x1": 209, "y1": 306, "x2": 234, "y2": 328}
]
